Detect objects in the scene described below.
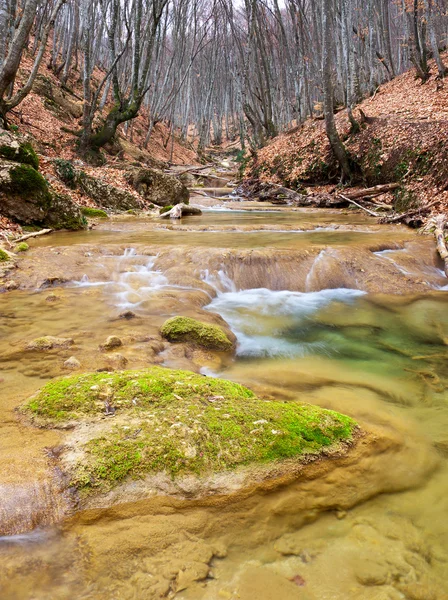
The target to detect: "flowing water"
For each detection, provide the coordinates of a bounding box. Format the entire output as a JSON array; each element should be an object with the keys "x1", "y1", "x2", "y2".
[{"x1": 1, "y1": 200, "x2": 448, "y2": 599}]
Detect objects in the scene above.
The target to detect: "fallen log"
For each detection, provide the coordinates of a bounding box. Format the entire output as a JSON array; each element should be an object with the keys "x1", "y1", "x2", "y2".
[
  {"x1": 158, "y1": 204, "x2": 202, "y2": 219},
  {"x1": 338, "y1": 194, "x2": 380, "y2": 217},
  {"x1": 341, "y1": 183, "x2": 400, "y2": 200},
  {"x1": 379, "y1": 200, "x2": 439, "y2": 225},
  {"x1": 421, "y1": 214, "x2": 448, "y2": 276},
  {"x1": 14, "y1": 228, "x2": 53, "y2": 243}
]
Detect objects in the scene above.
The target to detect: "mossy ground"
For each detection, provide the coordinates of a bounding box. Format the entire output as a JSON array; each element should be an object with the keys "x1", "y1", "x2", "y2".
[
  {"x1": 81, "y1": 207, "x2": 108, "y2": 218},
  {"x1": 23, "y1": 367, "x2": 357, "y2": 493},
  {"x1": 161, "y1": 316, "x2": 233, "y2": 351}
]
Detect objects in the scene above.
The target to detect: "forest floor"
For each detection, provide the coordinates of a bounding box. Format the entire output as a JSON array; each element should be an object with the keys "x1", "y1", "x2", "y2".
[
  {"x1": 0, "y1": 47, "x2": 200, "y2": 235},
  {"x1": 247, "y1": 52, "x2": 448, "y2": 216}
]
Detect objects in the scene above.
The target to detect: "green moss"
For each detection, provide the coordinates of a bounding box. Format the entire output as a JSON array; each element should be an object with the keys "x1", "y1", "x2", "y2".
[
  {"x1": 159, "y1": 205, "x2": 173, "y2": 214},
  {"x1": 23, "y1": 367, "x2": 357, "y2": 491},
  {"x1": 54, "y1": 159, "x2": 77, "y2": 188},
  {"x1": 0, "y1": 248, "x2": 10, "y2": 262},
  {"x1": 81, "y1": 207, "x2": 108, "y2": 218},
  {"x1": 9, "y1": 164, "x2": 51, "y2": 206},
  {"x1": 161, "y1": 316, "x2": 233, "y2": 351},
  {"x1": 14, "y1": 242, "x2": 29, "y2": 252},
  {"x1": 0, "y1": 141, "x2": 39, "y2": 170}
]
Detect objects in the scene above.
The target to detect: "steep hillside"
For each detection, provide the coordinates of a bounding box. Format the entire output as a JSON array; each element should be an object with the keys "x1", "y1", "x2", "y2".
[{"x1": 249, "y1": 53, "x2": 448, "y2": 213}]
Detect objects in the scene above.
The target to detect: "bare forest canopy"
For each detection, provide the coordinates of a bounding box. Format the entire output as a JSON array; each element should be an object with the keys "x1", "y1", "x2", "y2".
[{"x1": 0, "y1": 0, "x2": 447, "y2": 162}]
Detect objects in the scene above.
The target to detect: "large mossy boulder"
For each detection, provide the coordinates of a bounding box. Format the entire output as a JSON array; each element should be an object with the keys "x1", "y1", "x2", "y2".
[
  {"x1": 161, "y1": 316, "x2": 234, "y2": 351},
  {"x1": 0, "y1": 160, "x2": 85, "y2": 229},
  {"x1": 23, "y1": 367, "x2": 357, "y2": 496},
  {"x1": 0, "y1": 131, "x2": 85, "y2": 230},
  {"x1": 76, "y1": 170, "x2": 143, "y2": 211},
  {"x1": 126, "y1": 167, "x2": 190, "y2": 207}
]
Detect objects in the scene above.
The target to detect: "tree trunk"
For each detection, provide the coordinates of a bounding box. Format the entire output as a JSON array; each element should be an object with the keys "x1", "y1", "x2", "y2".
[{"x1": 322, "y1": 0, "x2": 352, "y2": 180}]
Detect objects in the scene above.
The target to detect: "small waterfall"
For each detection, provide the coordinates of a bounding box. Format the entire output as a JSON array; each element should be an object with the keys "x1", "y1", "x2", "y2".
[
  {"x1": 201, "y1": 268, "x2": 237, "y2": 294},
  {"x1": 206, "y1": 286, "x2": 364, "y2": 358},
  {"x1": 305, "y1": 249, "x2": 327, "y2": 292}
]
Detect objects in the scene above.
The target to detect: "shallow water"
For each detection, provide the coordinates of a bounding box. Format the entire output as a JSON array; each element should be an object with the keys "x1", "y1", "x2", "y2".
[
  {"x1": 29, "y1": 208, "x2": 414, "y2": 250},
  {"x1": 1, "y1": 205, "x2": 448, "y2": 599}
]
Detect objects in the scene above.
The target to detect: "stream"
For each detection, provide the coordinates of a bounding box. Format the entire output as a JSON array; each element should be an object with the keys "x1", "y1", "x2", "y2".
[{"x1": 0, "y1": 195, "x2": 448, "y2": 599}]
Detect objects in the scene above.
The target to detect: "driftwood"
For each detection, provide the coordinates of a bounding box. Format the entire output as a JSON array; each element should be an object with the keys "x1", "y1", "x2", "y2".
[
  {"x1": 422, "y1": 214, "x2": 448, "y2": 276},
  {"x1": 380, "y1": 200, "x2": 439, "y2": 226},
  {"x1": 14, "y1": 228, "x2": 53, "y2": 243},
  {"x1": 341, "y1": 183, "x2": 400, "y2": 200},
  {"x1": 338, "y1": 194, "x2": 380, "y2": 217},
  {"x1": 158, "y1": 203, "x2": 202, "y2": 219}
]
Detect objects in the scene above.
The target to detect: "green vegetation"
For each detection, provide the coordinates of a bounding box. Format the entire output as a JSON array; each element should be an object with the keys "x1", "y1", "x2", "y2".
[
  {"x1": 81, "y1": 207, "x2": 108, "y2": 218},
  {"x1": 54, "y1": 159, "x2": 77, "y2": 188},
  {"x1": 14, "y1": 242, "x2": 29, "y2": 252},
  {"x1": 0, "y1": 248, "x2": 10, "y2": 262},
  {"x1": 161, "y1": 316, "x2": 233, "y2": 351},
  {"x1": 159, "y1": 205, "x2": 174, "y2": 214},
  {"x1": 0, "y1": 141, "x2": 39, "y2": 170},
  {"x1": 23, "y1": 367, "x2": 357, "y2": 491}
]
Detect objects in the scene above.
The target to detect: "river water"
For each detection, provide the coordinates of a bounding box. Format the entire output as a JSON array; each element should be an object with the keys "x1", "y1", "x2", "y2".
[{"x1": 0, "y1": 201, "x2": 447, "y2": 599}]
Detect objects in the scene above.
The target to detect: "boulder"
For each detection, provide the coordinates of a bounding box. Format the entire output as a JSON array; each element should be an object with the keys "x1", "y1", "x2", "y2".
[
  {"x1": 32, "y1": 74, "x2": 83, "y2": 119},
  {"x1": 0, "y1": 132, "x2": 85, "y2": 230},
  {"x1": 0, "y1": 130, "x2": 39, "y2": 169},
  {"x1": 0, "y1": 159, "x2": 85, "y2": 229},
  {"x1": 161, "y1": 316, "x2": 234, "y2": 351},
  {"x1": 126, "y1": 167, "x2": 189, "y2": 207},
  {"x1": 22, "y1": 367, "x2": 357, "y2": 502},
  {"x1": 76, "y1": 170, "x2": 142, "y2": 211}
]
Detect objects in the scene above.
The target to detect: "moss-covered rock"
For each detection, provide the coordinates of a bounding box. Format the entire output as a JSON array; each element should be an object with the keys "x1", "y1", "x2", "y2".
[
  {"x1": 0, "y1": 140, "x2": 39, "y2": 170},
  {"x1": 161, "y1": 316, "x2": 234, "y2": 351},
  {"x1": 0, "y1": 130, "x2": 39, "y2": 170},
  {"x1": 126, "y1": 167, "x2": 190, "y2": 207},
  {"x1": 26, "y1": 336, "x2": 74, "y2": 351},
  {"x1": 42, "y1": 192, "x2": 86, "y2": 231},
  {"x1": 0, "y1": 157, "x2": 85, "y2": 230},
  {"x1": 14, "y1": 242, "x2": 29, "y2": 253},
  {"x1": 159, "y1": 205, "x2": 174, "y2": 214},
  {"x1": 0, "y1": 248, "x2": 10, "y2": 262},
  {"x1": 23, "y1": 367, "x2": 357, "y2": 493},
  {"x1": 81, "y1": 207, "x2": 108, "y2": 218}
]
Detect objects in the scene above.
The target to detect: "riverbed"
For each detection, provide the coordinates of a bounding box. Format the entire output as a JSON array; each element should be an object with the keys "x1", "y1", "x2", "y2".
[{"x1": 0, "y1": 198, "x2": 447, "y2": 599}]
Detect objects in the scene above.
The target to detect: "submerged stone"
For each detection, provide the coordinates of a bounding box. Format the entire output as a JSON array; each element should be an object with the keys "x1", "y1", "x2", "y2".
[
  {"x1": 22, "y1": 367, "x2": 357, "y2": 496},
  {"x1": 100, "y1": 335, "x2": 123, "y2": 351},
  {"x1": 26, "y1": 336, "x2": 74, "y2": 351},
  {"x1": 161, "y1": 316, "x2": 234, "y2": 351}
]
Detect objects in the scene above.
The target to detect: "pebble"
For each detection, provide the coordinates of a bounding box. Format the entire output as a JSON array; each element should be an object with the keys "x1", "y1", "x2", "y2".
[
  {"x1": 100, "y1": 335, "x2": 122, "y2": 351},
  {"x1": 64, "y1": 356, "x2": 81, "y2": 370}
]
